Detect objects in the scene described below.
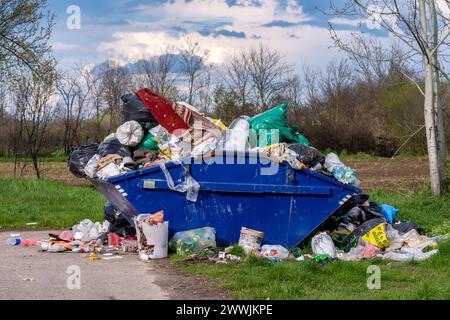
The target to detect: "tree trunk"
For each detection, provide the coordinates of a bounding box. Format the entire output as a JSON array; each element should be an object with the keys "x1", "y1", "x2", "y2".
[
  {"x1": 430, "y1": 0, "x2": 447, "y2": 188},
  {"x1": 419, "y1": 0, "x2": 441, "y2": 195}
]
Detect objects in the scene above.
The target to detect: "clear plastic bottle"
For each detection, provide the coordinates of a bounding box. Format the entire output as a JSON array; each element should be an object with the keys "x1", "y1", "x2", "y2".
[{"x1": 6, "y1": 237, "x2": 21, "y2": 246}]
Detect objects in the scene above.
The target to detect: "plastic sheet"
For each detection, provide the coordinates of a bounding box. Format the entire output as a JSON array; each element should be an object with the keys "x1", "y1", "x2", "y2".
[{"x1": 159, "y1": 162, "x2": 200, "y2": 202}]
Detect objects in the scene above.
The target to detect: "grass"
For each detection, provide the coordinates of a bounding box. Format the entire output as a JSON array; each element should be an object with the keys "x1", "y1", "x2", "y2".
[
  {"x1": 0, "y1": 175, "x2": 448, "y2": 299},
  {"x1": 0, "y1": 156, "x2": 67, "y2": 163},
  {"x1": 0, "y1": 177, "x2": 104, "y2": 229},
  {"x1": 173, "y1": 188, "x2": 450, "y2": 300}
]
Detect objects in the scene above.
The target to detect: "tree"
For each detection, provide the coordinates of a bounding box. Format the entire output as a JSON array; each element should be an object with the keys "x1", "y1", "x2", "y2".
[
  {"x1": 138, "y1": 47, "x2": 178, "y2": 99},
  {"x1": 98, "y1": 60, "x2": 132, "y2": 133},
  {"x1": 11, "y1": 66, "x2": 57, "y2": 178},
  {"x1": 243, "y1": 44, "x2": 291, "y2": 110},
  {"x1": 56, "y1": 66, "x2": 93, "y2": 154},
  {"x1": 0, "y1": 0, "x2": 54, "y2": 76},
  {"x1": 330, "y1": 0, "x2": 449, "y2": 195},
  {"x1": 222, "y1": 52, "x2": 252, "y2": 111},
  {"x1": 180, "y1": 37, "x2": 210, "y2": 106}
]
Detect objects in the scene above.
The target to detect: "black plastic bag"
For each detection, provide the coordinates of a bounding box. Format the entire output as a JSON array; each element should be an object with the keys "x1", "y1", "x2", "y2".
[
  {"x1": 67, "y1": 143, "x2": 99, "y2": 178},
  {"x1": 121, "y1": 93, "x2": 159, "y2": 130},
  {"x1": 392, "y1": 220, "x2": 425, "y2": 235},
  {"x1": 344, "y1": 218, "x2": 386, "y2": 250},
  {"x1": 97, "y1": 138, "x2": 131, "y2": 158},
  {"x1": 104, "y1": 201, "x2": 136, "y2": 237},
  {"x1": 288, "y1": 144, "x2": 325, "y2": 167}
]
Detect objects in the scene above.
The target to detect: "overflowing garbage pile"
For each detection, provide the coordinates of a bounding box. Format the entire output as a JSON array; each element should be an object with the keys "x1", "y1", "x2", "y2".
[{"x1": 8, "y1": 88, "x2": 447, "y2": 265}]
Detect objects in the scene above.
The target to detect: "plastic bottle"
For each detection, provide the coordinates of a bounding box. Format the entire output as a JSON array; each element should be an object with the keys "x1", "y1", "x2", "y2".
[{"x1": 6, "y1": 237, "x2": 21, "y2": 246}]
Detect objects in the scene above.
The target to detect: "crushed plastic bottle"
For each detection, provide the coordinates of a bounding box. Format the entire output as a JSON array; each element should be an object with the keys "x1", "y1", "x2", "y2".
[{"x1": 6, "y1": 237, "x2": 21, "y2": 246}]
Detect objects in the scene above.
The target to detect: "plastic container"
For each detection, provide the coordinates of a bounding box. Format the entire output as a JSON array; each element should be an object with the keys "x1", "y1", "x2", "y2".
[
  {"x1": 239, "y1": 227, "x2": 264, "y2": 254},
  {"x1": 6, "y1": 238, "x2": 21, "y2": 246}
]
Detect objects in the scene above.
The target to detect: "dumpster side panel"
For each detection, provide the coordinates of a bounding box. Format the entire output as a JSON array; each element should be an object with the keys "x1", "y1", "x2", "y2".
[{"x1": 101, "y1": 154, "x2": 360, "y2": 247}]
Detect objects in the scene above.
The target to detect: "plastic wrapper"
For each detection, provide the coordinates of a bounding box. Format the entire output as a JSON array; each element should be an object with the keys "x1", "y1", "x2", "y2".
[
  {"x1": 97, "y1": 138, "x2": 131, "y2": 158},
  {"x1": 249, "y1": 103, "x2": 309, "y2": 147},
  {"x1": 116, "y1": 120, "x2": 144, "y2": 147},
  {"x1": 159, "y1": 162, "x2": 200, "y2": 202},
  {"x1": 260, "y1": 245, "x2": 290, "y2": 260},
  {"x1": 169, "y1": 227, "x2": 216, "y2": 255},
  {"x1": 83, "y1": 154, "x2": 101, "y2": 178},
  {"x1": 67, "y1": 143, "x2": 99, "y2": 178},
  {"x1": 96, "y1": 163, "x2": 121, "y2": 180},
  {"x1": 311, "y1": 232, "x2": 337, "y2": 258}
]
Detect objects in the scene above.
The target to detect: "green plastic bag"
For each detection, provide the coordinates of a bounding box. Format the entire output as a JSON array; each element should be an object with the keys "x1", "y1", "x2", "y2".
[
  {"x1": 249, "y1": 103, "x2": 309, "y2": 147},
  {"x1": 136, "y1": 133, "x2": 159, "y2": 151}
]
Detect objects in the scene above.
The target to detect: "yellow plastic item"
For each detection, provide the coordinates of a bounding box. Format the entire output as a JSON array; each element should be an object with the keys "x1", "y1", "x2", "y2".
[{"x1": 362, "y1": 223, "x2": 391, "y2": 248}]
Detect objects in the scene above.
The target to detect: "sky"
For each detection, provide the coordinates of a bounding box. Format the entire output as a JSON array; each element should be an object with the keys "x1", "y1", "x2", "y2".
[{"x1": 48, "y1": 0, "x2": 390, "y2": 73}]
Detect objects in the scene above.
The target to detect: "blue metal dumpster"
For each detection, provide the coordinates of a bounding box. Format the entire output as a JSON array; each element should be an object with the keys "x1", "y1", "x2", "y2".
[{"x1": 91, "y1": 152, "x2": 361, "y2": 248}]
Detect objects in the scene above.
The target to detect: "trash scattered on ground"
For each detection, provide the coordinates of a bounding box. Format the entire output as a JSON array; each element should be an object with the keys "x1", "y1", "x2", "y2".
[{"x1": 13, "y1": 87, "x2": 447, "y2": 268}]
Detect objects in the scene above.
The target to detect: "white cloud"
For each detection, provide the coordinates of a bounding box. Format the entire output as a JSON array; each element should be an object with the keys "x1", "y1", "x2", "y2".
[{"x1": 96, "y1": 0, "x2": 359, "y2": 72}]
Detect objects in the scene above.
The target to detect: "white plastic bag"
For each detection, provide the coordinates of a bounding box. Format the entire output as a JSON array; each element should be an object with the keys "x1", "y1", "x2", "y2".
[
  {"x1": 223, "y1": 116, "x2": 250, "y2": 151},
  {"x1": 72, "y1": 219, "x2": 101, "y2": 242},
  {"x1": 116, "y1": 120, "x2": 144, "y2": 147},
  {"x1": 311, "y1": 232, "x2": 337, "y2": 258}
]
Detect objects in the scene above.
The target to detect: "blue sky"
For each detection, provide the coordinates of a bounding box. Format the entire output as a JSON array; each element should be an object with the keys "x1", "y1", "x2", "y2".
[{"x1": 48, "y1": 0, "x2": 388, "y2": 72}]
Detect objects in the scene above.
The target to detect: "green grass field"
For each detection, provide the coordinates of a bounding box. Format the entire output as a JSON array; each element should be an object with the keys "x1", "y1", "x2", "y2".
[
  {"x1": 0, "y1": 177, "x2": 104, "y2": 229},
  {"x1": 174, "y1": 188, "x2": 450, "y2": 299},
  {"x1": 0, "y1": 176, "x2": 448, "y2": 299}
]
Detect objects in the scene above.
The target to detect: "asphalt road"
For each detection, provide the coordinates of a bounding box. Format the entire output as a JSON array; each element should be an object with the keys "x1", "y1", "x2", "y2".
[{"x1": 0, "y1": 231, "x2": 228, "y2": 300}]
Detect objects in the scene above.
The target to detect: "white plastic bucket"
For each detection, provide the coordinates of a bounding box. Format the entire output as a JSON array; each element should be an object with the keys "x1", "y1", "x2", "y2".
[{"x1": 238, "y1": 227, "x2": 264, "y2": 254}]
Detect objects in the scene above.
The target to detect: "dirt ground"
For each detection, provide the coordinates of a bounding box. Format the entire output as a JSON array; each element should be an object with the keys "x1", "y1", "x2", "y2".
[
  {"x1": 0, "y1": 231, "x2": 229, "y2": 300},
  {"x1": 0, "y1": 157, "x2": 430, "y2": 191}
]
